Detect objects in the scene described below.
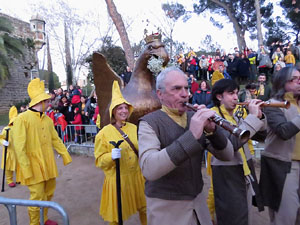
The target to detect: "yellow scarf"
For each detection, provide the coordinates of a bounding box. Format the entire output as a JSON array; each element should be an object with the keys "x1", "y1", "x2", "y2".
[
  {"x1": 207, "y1": 105, "x2": 251, "y2": 176},
  {"x1": 285, "y1": 92, "x2": 300, "y2": 160},
  {"x1": 161, "y1": 105, "x2": 187, "y2": 128},
  {"x1": 258, "y1": 84, "x2": 265, "y2": 96}
]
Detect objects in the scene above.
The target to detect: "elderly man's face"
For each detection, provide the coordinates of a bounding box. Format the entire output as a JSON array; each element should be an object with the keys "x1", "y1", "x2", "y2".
[
  {"x1": 285, "y1": 70, "x2": 300, "y2": 97},
  {"x1": 157, "y1": 71, "x2": 189, "y2": 114}
]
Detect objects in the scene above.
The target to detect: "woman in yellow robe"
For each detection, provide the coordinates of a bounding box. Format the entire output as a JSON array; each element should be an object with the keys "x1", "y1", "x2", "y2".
[
  {"x1": 94, "y1": 81, "x2": 147, "y2": 225},
  {"x1": 0, "y1": 106, "x2": 18, "y2": 187}
]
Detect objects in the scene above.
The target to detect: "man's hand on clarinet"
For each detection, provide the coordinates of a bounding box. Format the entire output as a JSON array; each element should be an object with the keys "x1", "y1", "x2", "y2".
[
  {"x1": 247, "y1": 99, "x2": 264, "y2": 119},
  {"x1": 190, "y1": 104, "x2": 216, "y2": 139}
]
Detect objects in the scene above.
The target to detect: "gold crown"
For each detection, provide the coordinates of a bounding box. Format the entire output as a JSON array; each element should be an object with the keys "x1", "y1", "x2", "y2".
[{"x1": 144, "y1": 33, "x2": 162, "y2": 44}]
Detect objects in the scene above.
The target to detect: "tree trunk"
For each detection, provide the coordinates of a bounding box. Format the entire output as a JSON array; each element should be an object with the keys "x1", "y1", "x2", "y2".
[
  {"x1": 255, "y1": 0, "x2": 263, "y2": 47},
  {"x1": 64, "y1": 21, "x2": 73, "y2": 87},
  {"x1": 47, "y1": 36, "x2": 54, "y2": 92},
  {"x1": 210, "y1": 0, "x2": 247, "y2": 51},
  {"x1": 105, "y1": 0, "x2": 135, "y2": 70}
]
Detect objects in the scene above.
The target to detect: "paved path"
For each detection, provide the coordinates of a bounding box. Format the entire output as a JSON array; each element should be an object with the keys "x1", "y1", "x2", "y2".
[{"x1": 0, "y1": 152, "x2": 269, "y2": 225}]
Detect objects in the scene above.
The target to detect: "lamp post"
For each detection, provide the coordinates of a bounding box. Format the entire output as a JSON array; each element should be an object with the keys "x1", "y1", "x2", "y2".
[{"x1": 30, "y1": 68, "x2": 39, "y2": 80}]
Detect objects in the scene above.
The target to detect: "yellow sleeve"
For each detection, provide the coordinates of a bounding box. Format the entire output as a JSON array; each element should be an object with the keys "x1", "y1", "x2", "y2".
[
  {"x1": 292, "y1": 55, "x2": 295, "y2": 65},
  {"x1": 96, "y1": 114, "x2": 101, "y2": 129},
  {"x1": 12, "y1": 117, "x2": 33, "y2": 179},
  {"x1": 50, "y1": 121, "x2": 72, "y2": 165},
  {"x1": 94, "y1": 130, "x2": 115, "y2": 171}
]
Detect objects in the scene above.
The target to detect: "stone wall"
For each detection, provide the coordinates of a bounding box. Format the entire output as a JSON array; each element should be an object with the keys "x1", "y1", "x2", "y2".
[{"x1": 0, "y1": 13, "x2": 36, "y2": 113}]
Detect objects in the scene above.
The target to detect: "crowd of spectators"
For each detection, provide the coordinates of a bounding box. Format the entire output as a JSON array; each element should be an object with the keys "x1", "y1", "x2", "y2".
[
  {"x1": 175, "y1": 40, "x2": 300, "y2": 108},
  {"x1": 20, "y1": 85, "x2": 99, "y2": 143}
]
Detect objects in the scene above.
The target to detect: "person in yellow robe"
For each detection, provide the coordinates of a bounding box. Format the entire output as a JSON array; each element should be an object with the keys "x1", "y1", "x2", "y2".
[
  {"x1": 94, "y1": 81, "x2": 147, "y2": 225},
  {"x1": 12, "y1": 78, "x2": 72, "y2": 225},
  {"x1": 0, "y1": 106, "x2": 18, "y2": 188}
]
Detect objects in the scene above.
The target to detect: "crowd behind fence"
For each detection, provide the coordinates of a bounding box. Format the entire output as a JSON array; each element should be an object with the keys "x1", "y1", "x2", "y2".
[{"x1": 56, "y1": 124, "x2": 98, "y2": 150}]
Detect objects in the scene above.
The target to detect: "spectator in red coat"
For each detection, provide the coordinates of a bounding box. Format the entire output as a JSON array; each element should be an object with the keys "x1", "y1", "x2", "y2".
[
  {"x1": 190, "y1": 74, "x2": 199, "y2": 94},
  {"x1": 92, "y1": 105, "x2": 99, "y2": 125},
  {"x1": 46, "y1": 104, "x2": 55, "y2": 125},
  {"x1": 72, "y1": 107, "x2": 84, "y2": 143},
  {"x1": 71, "y1": 88, "x2": 81, "y2": 107}
]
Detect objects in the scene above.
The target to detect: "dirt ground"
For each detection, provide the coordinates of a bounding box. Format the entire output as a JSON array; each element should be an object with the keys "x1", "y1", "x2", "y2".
[{"x1": 0, "y1": 152, "x2": 269, "y2": 225}]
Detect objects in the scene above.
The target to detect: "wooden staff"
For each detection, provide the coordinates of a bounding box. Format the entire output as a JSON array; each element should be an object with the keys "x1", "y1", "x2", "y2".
[
  {"x1": 1, "y1": 128, "x2": 10, "y2": 192},
  {"x1": 237, "y1": 100, "x2": 290, "y2": 109},
  {"x1": 109, "y1": 140, "x2": 124, "y2": 225},
  {"x1": 184, "y1": 103, "x2": 250, "y2": 143}
]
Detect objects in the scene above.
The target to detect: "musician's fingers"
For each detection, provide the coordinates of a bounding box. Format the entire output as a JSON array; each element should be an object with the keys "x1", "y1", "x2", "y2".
[
  {"x1": 249, "y1": 99, "x2": 262, "y2": 105},
  {"x1": 196, "y1": 108, "x2": 215, "y2": 119},
  {"x1": 195, "y1": 104, "x2": 206, "y2": 111},
  {"x1": 257, "y1": 101, "x2": 265, "y2": 107}
]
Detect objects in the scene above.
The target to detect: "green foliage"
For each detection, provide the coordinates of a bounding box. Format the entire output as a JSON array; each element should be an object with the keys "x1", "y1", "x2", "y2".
[
  {"x1": 98, "y1": 36, "x2": 127, "y2": 75},
  {"x1": 0, "y1": 16, "x2": 24, "y2": 88},
  {"x1": 48, "y1": 71, "x2": 55, "y2": 92},
  {"x1": 280, "y1": 0, "x2": 300, "y2": 43},
  {"x1": 81, "y1": 83, "x2": 94, "y2": 97},
  {"x1": 26, "y1": 38, "x2": 35, "y2": 49},
  {"x1": 0, "y1": 16, "x2": 13, "y2": 33},
  {"x1": 0, "y1": 113, "x2": 9, "y2": 126},
  {"x1": 200, "y1": 34, "x2": 221, "y2": 53},
  {"x1": 163, "y1": 37, "x2": 188, "y2": 56},
  {"x1": 192, "y1": 0, "x2": 273, "y2": 42},
  {"x1": 264, "y1": 16, "x2": 289, "y2": 45},
  {"x1": 162, "y1": 3, "x2": 186, "y2": 21},
  {"x1": 39, "y1": 70, "x2": 61, "y2": 90},
  {"x1": 86, "y1": 37, "x2": 127, "y2": 83},
  {"x1": 13, "y1": 98, "x2": 30, "y2": 111}
]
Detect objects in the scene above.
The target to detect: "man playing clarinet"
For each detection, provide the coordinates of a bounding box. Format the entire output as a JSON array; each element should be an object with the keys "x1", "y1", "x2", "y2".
[
  {"x1": 206, "y1": 78, "x2": 267, "y2": 225},
  {"x1": 138, "y1": 67, "x2": 234, "y2": 225}
]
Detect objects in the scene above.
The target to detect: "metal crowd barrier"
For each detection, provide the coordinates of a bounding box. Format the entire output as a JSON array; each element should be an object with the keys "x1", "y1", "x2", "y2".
[
  {"x1": 56, "y1": 124, "x2": 98, "y2": 151},
  {"x1": 0, "y1": 196, "x2": 69, "y2": 225}
]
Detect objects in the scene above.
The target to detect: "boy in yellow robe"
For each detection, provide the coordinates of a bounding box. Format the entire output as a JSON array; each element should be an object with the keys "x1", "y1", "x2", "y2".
[
  {"x1": 0, "y1": 106, "x2": 18, "y2": 187},
  {"x1": 13, "y1": 78, "x2": 72, "y2": 225}
]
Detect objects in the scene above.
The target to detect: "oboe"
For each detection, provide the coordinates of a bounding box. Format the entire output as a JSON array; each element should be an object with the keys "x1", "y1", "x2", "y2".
[
  {"x1": 184, "y1": 102, "x2": 250, "y2": 143},
  {"x1": 237, "y1": 100, "x2": 290, "y2": 109}
]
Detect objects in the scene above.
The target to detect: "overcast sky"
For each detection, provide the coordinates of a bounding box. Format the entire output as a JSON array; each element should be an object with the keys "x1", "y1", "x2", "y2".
[{"x1": 0, "y1": 0, "x2": 282, "y2": 82}]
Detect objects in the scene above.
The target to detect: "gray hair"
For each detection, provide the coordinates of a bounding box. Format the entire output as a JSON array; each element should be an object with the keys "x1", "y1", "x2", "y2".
[
  {"x1": 156, "y1": 66, "x2": 185, "y2": 91},
  {"x1": 272, "y1": 66, "x2": 298, "y2": 100}
]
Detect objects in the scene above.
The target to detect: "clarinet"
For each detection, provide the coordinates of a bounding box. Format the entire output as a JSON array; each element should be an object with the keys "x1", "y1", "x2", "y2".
[{"x1": 183, "y1": 102, "x2": 250, "y2": 143}]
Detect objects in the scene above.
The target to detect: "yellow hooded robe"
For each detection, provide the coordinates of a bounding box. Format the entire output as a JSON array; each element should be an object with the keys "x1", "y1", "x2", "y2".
[
  {"x1": 12, "y1": 78, "x2": 72, "y2": 185},
  {"x1": 94, "y1": 81, "x2": 146, "y2": 223},
  {"x1": 1, "y1": 106, "x2": 18, "y2": 183}
]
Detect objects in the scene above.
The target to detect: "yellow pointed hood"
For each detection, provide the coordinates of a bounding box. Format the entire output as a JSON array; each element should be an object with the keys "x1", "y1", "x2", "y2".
[
  {"x1": 8, "y1": 106, "x2": 18, "y2": 125},
  {"x1": 109, "y1": 80, "x2": 133, "y2": 120},
  {"x1": 28, "y1": 78, "x2": 51, "y2": 107}
]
